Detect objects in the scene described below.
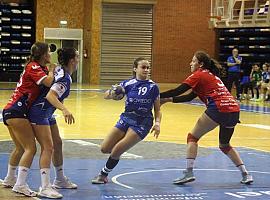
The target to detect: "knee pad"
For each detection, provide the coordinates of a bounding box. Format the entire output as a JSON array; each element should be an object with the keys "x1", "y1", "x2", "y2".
[
  {"x1": 219, "y1": 144, "x2": 232, "y2": 154},
  {"x1": 187, "y1": 133, "x2": 199, "y2": 143}
]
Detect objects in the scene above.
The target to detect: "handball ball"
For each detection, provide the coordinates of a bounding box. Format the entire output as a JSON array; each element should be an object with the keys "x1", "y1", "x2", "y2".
[{"x1": 111, "y1": 85, "x2": 125, "y2": 100}]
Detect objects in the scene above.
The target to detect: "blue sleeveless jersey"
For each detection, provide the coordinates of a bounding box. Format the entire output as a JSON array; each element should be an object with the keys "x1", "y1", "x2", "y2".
[
  {"x1": 118, "y1": 78, "x2": 159, "y2": 123},
  {"x1": 115, "y1": 78, "x2": 159, "y2": 139},
  {"x1": 28, "y1": 66, "x2": 72, "y2": 125}
]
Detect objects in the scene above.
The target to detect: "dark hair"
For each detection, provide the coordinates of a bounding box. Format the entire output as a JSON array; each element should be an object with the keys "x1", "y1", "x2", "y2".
[
  {"x1": 25, "y1": 42, "x2": 49, "y2": 65},
  {"x1": 57, "y1": 48, "x2": 77, "y2": 67},
  {"x1": 194, "y1": 51, "x2": 221, "y2": 76},
  {"x1": 132, "y1": 57, "x2": 146, "y2": 77}
]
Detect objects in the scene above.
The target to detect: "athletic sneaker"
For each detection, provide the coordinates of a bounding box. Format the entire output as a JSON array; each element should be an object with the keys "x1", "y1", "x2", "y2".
[
  {"x1": 241, "y1": 173, "x2": 253, "y2": 184},
  {"x1": 91, "y1": 174, "x2": 108, "y2": 184},
  {"x1": 2, "y1": 176, "x2": 16, "y2": 188},
  {"x1": 38, "y1": 185, "x2": 63, "y2": 199},
  {"x1": 173, "y1": 170, "x2": 195, "y2": 185},
  {"x1": 53, "y1": 176, "x2": 77, "y2": 189},
  {"x1": 12, "y1": 184, "x2": 37, "y2": 197}
]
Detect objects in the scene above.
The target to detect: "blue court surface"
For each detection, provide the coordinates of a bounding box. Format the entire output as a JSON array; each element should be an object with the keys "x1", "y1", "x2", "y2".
[{"x1": 0, "y1": 147, "x2": 269, "y2": 200}]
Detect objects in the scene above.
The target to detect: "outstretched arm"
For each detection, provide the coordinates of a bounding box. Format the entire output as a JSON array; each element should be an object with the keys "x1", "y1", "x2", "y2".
[
  {"x1": 160, "y1": 83, "x2": 191, "y2": 98},
  {"x1": 160, "y1": 91, "x2": 197, "y2": 105}
]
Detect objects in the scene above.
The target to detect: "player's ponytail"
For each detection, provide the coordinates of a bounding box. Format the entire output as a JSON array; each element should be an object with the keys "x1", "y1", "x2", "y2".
[{"x1": 195, "y1": 51, "x2": 221, "y2": 76}]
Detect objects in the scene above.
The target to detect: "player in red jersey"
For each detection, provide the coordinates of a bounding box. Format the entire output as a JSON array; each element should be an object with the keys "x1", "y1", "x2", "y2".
[
  {"x1": 2, "y1": 42, "x2": 55, "y2": 196},
  {"x1": 160, "y1": 51, "x2": 253, "y2": 185}
]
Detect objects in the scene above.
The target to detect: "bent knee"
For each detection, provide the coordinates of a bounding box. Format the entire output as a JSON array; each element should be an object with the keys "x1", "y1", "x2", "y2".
[
  {"x1": 100, "y1": 146, "x2": 111, "y2": 154},
  {"x1": 14, "y1": 147, "x2": 24, "y2": 156},
  {"x1": 24, "y1": 145, "x2": 37, "y2": 156},
  {"x1": 219, "y1": 143, "x2": 232, "y2": 154}
]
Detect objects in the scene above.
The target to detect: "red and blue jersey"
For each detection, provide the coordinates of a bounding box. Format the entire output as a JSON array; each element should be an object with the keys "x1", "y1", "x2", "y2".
[
  {"x1": 183, "y1": 68, "x2": 240, "y2": 113},
  {"x1": 4, "y1": 61, "x2": 48, "y2": 111}
]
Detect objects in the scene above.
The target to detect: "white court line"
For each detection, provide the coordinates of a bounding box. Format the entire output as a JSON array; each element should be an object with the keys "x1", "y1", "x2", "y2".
[
  {"x1": 240, "y1": 123, "x2": 270, "y2": 130},
  {"x1": 111, "y1": 168, "x2": 270, "y2": 189},
  {"x1": 66, "y1": 140, "x2": 143, "y2": 159},
  {"x1": 0, "y1": 179, "x2": 41, "y2": 200},
  {"x1": 241, "y1": 146, "x2": 270, "y2": 153},
  {"x1": 239, "y1": 123, "x2": 270, "y2": 130}
]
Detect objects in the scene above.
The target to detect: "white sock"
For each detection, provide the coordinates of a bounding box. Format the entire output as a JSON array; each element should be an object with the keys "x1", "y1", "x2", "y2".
[
  {"x1": 7, "y1": 164, "x2": 17, "y2": 178},
  {"x1": 40, "y1": 168, "x2": 51, "y2": 188},
  {"x1": 54, "y1": 166, "x2": 65, "y2": 181},
  {"x1": 186, "y1": 158, "x2": 195, "y2": 169},
  {"x1": 16, "y1": 166, "x2": 29, "y2": 186},
  {"x1": 237, "y1": 164, "x2": 248, "y2": 174}
]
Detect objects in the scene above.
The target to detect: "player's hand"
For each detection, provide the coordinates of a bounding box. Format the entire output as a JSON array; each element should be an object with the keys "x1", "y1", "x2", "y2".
[
  {"x1": 48, "y1": 63, "x2": 57, "y2": 72},
  {"x1": 62, "y1": 108, "x2": 75, "y2": 124},
  {"x1": 151, "y1": 123, "x2": 160, "y2": 139}
]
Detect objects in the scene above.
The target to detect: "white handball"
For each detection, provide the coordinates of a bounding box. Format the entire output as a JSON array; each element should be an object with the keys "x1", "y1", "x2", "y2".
[{"x1": 111, "y1": 85, "x2": 125, "y2": 100}]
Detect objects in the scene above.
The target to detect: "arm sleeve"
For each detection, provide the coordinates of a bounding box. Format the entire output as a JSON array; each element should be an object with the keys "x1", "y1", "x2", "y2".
[
  {"x1": 172, "y1": 91, "x2": 197, "y2": 103},
  {"x1": 160, "y1": 83, "x2": 191, "y2": 98},
  {"x1": 50, "y1": 82, "x2": 68, "y2": 98}
]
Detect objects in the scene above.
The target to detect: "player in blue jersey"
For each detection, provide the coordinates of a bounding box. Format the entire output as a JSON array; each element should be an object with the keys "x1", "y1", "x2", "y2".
[
  {"x1": 91, "y1": 57, "x2": 162, "y2": 184},
  {"x1": 27, "y1": 48, "x2": 78, "y2": 198}
]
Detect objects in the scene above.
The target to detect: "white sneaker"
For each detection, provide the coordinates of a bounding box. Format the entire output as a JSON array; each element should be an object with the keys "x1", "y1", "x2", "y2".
[
  {"x1": 53, "y1": 176, "x2": 77, "y2": 189},
  {"x1": 173, "y1": 170, "x2": 195, "y2": 185},
  {"x1": 2, "y1": 176, "x2": 17, "y2": 188},
  {"x1": 38, "y1": 185, "x2": 63, "y2": 199},
  {"x1": 241, "y1": 173, "x2": 253, "y2": 184},
  {"x1": 12, "y1": 184, "x2": 37, "y2": 197}
]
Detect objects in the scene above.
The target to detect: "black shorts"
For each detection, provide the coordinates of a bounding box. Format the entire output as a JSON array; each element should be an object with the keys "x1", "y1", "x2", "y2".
[
  {"x1": 2, "y1": 108, "x2": 27, "y2": 126},
  {"x1": 205, "y1": 108, "x2": 240, "y2": 127}
]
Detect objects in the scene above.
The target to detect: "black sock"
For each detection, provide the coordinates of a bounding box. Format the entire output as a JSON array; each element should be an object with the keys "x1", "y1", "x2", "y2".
[{"x1": 100, "y1": 156, "x2": 119, "y2": 176}]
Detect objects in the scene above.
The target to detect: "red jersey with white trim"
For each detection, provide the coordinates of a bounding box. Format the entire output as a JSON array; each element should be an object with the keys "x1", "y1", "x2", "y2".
[
  {"x1": 4, "y1": 61, "x2": 48, "y2": 110},
  {"x1": 183, "y1": 68, "x2": 240, "y2": 112}
]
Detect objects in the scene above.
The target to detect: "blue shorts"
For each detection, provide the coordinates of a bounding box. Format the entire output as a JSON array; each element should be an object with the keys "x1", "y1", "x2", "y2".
[
  {"x1": 29, "y1": 114, "x2": 56, "y2": 126},
  {"x1": 205, "y1": 108, "x2": 240, "y2": 127},
  {"x1": 28, "y1": 108, "x2": 56, "y2": 126},
  {"x1": 115, "y1": 114, "x2": 153, "y2": 140}
]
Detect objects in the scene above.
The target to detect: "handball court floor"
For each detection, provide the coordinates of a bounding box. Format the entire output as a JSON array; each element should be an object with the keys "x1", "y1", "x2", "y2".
[{"x1": 0, "y1": 83, "x2": 269, "y2": 200}]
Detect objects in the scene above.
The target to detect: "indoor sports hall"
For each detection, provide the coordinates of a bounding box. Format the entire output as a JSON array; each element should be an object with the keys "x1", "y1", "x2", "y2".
[{"x1": 0, "y1": 0, "x2": 270, "y2": 200}]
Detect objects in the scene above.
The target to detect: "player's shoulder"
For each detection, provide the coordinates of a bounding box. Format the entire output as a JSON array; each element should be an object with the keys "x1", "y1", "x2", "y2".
[
  {"x1": 147, "y1": 79, "x2": 158, "y2": 88},
  {"x1": 26, "y1": 61, "x2": 41, "y2": 70},
  {"x1": 148, "y1": 79, "x2": 156, "y2": 84},
  {"x1": 54, "y1": 66, "x2": 65, "y2": 81},
  {"x1": 122, "y1": 78, "x2": 137, "y2": 87}
]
